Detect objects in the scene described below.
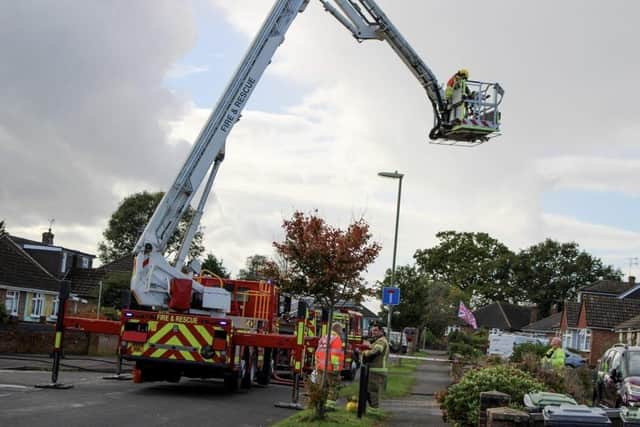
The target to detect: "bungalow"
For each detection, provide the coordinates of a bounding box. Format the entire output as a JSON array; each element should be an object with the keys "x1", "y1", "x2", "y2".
[
  {"x1": 0, "y1": 234, "x2": 61, "y2": 322},
  {"x1": 521, "y1": 311, "x2": 562, "y2": 340},
  {"x1": 1, "y1": 230, "x2": 97, "y2": 322},
  {"x1": 446, "y1": 302, "x2": 535, "y2": 335}
]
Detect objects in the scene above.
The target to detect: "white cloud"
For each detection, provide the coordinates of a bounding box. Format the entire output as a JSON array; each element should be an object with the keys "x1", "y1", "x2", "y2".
[
  {"x1": 166, "y1": 63, "x2": 209, "y2": 80},
  {"x1": 537, "y1": 156, "x2": 640, "y2": 196},
  {"x1": 4, "y1": 0, "x2": 640, "y2": 288}
]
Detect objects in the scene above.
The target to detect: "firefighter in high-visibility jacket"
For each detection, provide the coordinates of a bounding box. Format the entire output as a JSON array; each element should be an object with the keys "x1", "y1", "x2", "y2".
[
  {"x1": 315, "y1": 322, "x2": 345, "y2": 410},
  {"x1": 362, "y1": 322, "x2": 389, "y2": 410}
]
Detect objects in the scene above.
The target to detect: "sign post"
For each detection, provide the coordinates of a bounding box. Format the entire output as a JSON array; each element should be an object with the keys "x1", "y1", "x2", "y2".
[{"x1": 382, "y1": 286, "x2": 400, "y2": 333}]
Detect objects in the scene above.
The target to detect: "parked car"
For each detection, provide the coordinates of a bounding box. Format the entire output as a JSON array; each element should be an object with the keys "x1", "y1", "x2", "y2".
[
  {"x1": 593, "y1": 344, "x2": 640, "y2": 407},
  {"x1": 564, "y1": 349, "x2": 587, "y2": 368}
]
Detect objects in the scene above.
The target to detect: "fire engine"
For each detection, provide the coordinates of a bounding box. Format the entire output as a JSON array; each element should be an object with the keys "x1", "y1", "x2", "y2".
[{"x1": 64, "y1": 0, "x2": 504, "y2": 390}]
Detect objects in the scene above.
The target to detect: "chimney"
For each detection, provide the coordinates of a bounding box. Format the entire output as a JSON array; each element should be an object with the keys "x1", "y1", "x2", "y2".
[
  {"x1": 529, "y1": 306, "x2": 539, "y2": 323},
  {"x1": 42, "y1": 228, "x2": 54, "y2": 245},
  {"x1": 630, "y1": 276, "x2": 636, "y2": 285}
]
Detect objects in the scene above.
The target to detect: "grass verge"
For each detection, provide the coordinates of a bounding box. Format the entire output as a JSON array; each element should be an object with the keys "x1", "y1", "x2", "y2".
[{"x1": 340, "y1": 357, "x2": 421, "y2": 400}]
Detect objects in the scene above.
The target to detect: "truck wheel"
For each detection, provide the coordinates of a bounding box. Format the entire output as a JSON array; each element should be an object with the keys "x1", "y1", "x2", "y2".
[{"x1": 256, "y1": 348, "x2": 272, "y2": 386}]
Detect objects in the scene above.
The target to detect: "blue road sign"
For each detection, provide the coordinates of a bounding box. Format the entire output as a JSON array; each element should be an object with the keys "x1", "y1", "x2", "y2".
[{"x1": 382, "y1": 286, "x2": 400, "y2": 306}]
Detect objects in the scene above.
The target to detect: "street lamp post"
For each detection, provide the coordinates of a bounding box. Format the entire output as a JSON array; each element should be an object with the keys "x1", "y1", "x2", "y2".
[{"x1": 378, "y1": 170, "x2": 404, "y2": 334}]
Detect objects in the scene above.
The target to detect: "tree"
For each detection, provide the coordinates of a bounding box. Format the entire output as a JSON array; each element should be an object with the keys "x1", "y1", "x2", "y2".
[
  {"x1": 97, "y1": 271, "x2": 131, "y2": 310},
  {"x1": 98, "y1": 191, "x2": 204, "y2": 263},
  {"x1": 201, "y1": 253, "x2": 230, "y2": 278},
  {"x1": 514, "y1": 239, "x2": 622, "y2": 317},
  {"x1": 273, "y1": 211, "x2": 381, "y2": 419},
  {"x1": 414, "y1": 231, "x2": 517, "y2": 306},
  {"x1": 379, "y1": 264, "x2": 461, "y2": 337},
  {"x1": 237, "y1": 254, "x2": 274, "y2": 281}
]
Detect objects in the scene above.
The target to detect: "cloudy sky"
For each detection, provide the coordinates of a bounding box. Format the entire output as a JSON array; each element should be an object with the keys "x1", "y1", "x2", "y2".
[{"x1": 2, "y1": 0, "x2": 640, "y2": 295}]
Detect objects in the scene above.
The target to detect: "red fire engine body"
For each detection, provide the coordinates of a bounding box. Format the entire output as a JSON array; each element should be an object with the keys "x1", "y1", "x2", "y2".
[{"x1": 119, "y1": 277, "x2": 313, "y2": 390}]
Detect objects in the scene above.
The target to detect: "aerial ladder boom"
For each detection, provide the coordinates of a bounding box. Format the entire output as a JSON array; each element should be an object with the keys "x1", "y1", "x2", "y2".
[
  {"x1": 319, "y1": 0, "x2": 447, "y2": 139},
  {"x1": 130, "y1": 0, "x2": 310, "y2": 308},
  {"x1": 130, "y1": 0, "x2": 504, "y2": 310}
]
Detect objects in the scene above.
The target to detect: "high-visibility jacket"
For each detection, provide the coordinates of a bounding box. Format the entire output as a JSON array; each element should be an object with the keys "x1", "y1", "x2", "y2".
[
  {"x1": 315, "y1": 331, "x2": 344, "y2": 371},
  {"x1": 541, "y1": 347, "x2": 565, "y2": 370}
]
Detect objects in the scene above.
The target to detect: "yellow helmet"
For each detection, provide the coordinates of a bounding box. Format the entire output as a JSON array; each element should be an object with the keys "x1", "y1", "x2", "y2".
[{"x1": 457, "y1": 68, "x2": 469, "y2": 79}]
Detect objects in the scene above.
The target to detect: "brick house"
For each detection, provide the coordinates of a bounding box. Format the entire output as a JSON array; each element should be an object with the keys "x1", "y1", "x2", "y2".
[
  {"x1": 560, "y1": 295, "x2": 640, "y2": 366},
  {"x1": 0, "y1": 234, "x2": 61, "y2": 322},
  {"x1": 1, "y1": 230, "x2": 97, "y2": 321}
]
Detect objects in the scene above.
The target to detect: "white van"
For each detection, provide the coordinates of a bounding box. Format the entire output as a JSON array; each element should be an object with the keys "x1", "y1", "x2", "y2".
[{"x1": 488, "y1": 333, "x2": 548, "y2": 358}]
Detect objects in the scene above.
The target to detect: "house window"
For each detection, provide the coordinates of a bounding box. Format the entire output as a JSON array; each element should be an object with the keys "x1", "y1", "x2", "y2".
[
  {"x1": 577, "y1": 328, "x2": 591, "y2": 351},
  {"x1": 5, "y1": 291, "x2": 19, "y2": 316},
  {"x1": 61, "y1": 252, "x2": 67, "y2": 272},
  {"x1": 81, "y1": 256, "x2": 89, "y2": 268},
  {"x1": 563, "y1": 329, "x2": 572, "y2": 348},
  {"x1": 49, "y1": 296, "x2": 59, "y2": 319},
  {"x1": 31, "y1": 293, "x2": 44, "y2": 318}
]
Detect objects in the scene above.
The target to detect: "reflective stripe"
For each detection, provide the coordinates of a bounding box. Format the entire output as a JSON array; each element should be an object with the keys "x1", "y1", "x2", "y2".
[
  {"x1": 54, "y1": 332, "x2": 62, "y2": 349},
  {"x1": 296, "y1": 322, "x2": 304, "y2": 345}
]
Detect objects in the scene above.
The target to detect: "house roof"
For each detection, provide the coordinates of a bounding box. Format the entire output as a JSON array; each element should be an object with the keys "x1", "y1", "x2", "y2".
[
  {"x1": 69, "y1": 255, "x2": 133, "y2": 298},
  {"x1": 521, "y1": 312, "x2": 561, "y2": 333},
  {"x1": 473, "y1": 302, "x2": 533, "y2": 331},
  {"x1": 9, "y1": 235, "x2": 96, "y2": 258},
  {"x1": 616, "y1": 314, "x2": 640, "y2": 331},
  {"x1": 565, "y1": 301, "x2": 580, "y2": 328},
  {"x1": 580, "y1": 279, "x2": 634, "y2": 296},
  {"x1": 0, "y1": 234, "x2": 60, "y2": 292},
  {"x1": 581, "y1": 294, "x2": 640, "y2": 329},
  {"x1": 97, "y1": 255, "x2": 134, "y2": 273}
]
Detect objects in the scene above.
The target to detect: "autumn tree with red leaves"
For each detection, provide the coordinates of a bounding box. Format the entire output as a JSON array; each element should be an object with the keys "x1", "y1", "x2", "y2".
[
  {"x1": 274, "y1": 210, "x2": 381, "y2": 309},
  {"x1": 273, "y1": 210, "x2": 381, "y2": 418}
]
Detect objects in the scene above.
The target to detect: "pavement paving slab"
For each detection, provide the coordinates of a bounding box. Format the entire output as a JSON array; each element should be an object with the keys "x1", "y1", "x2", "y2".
[{"x1": 381, "y1": 352, "x2": 451, "y2": 426}]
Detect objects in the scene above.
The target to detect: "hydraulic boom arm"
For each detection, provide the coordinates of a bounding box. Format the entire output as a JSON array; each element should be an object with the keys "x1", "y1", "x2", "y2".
[
  {"x1": 130, "y1": 0, "x2": 503, "y2": 310},
  {"x1": 319, "y1": 0, "x2": 447, "y2": 139}
]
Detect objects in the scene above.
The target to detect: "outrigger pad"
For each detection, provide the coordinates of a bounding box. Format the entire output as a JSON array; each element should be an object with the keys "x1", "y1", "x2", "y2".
[{"x1": 35, "y1": 382, "x2": 74, "y2": 389}]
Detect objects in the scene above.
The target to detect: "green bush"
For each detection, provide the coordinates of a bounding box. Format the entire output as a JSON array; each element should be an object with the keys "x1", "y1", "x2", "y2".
[
  {"x1": 511, "y1": 342, "x2": 549, "y2": 363},
  {"x1": 442, "y1": 365, "x2": 546, "y2": 426},
  {"x1": 448, "y1": 330, "x2": 471, "y2": 345},
  {"x1": 447, "y1": 329, "x2": 488, "y2": 361}
]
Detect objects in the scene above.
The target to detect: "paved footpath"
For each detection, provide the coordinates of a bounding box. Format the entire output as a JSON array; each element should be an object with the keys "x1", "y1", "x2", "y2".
[{"x1": 381, "y1": 352, "x2": 451, "y2": 426}]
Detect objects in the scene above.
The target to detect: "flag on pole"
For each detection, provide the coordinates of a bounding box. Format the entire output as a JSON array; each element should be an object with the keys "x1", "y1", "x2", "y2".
[{"x1": 458, "y1": 301, "x2": 478, "y2": 329}]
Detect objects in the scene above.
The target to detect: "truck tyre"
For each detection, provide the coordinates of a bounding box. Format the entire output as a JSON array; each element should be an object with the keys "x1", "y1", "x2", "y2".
[{"x1": 256, "y1": 347, "x2": 272, "y2": 386}]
